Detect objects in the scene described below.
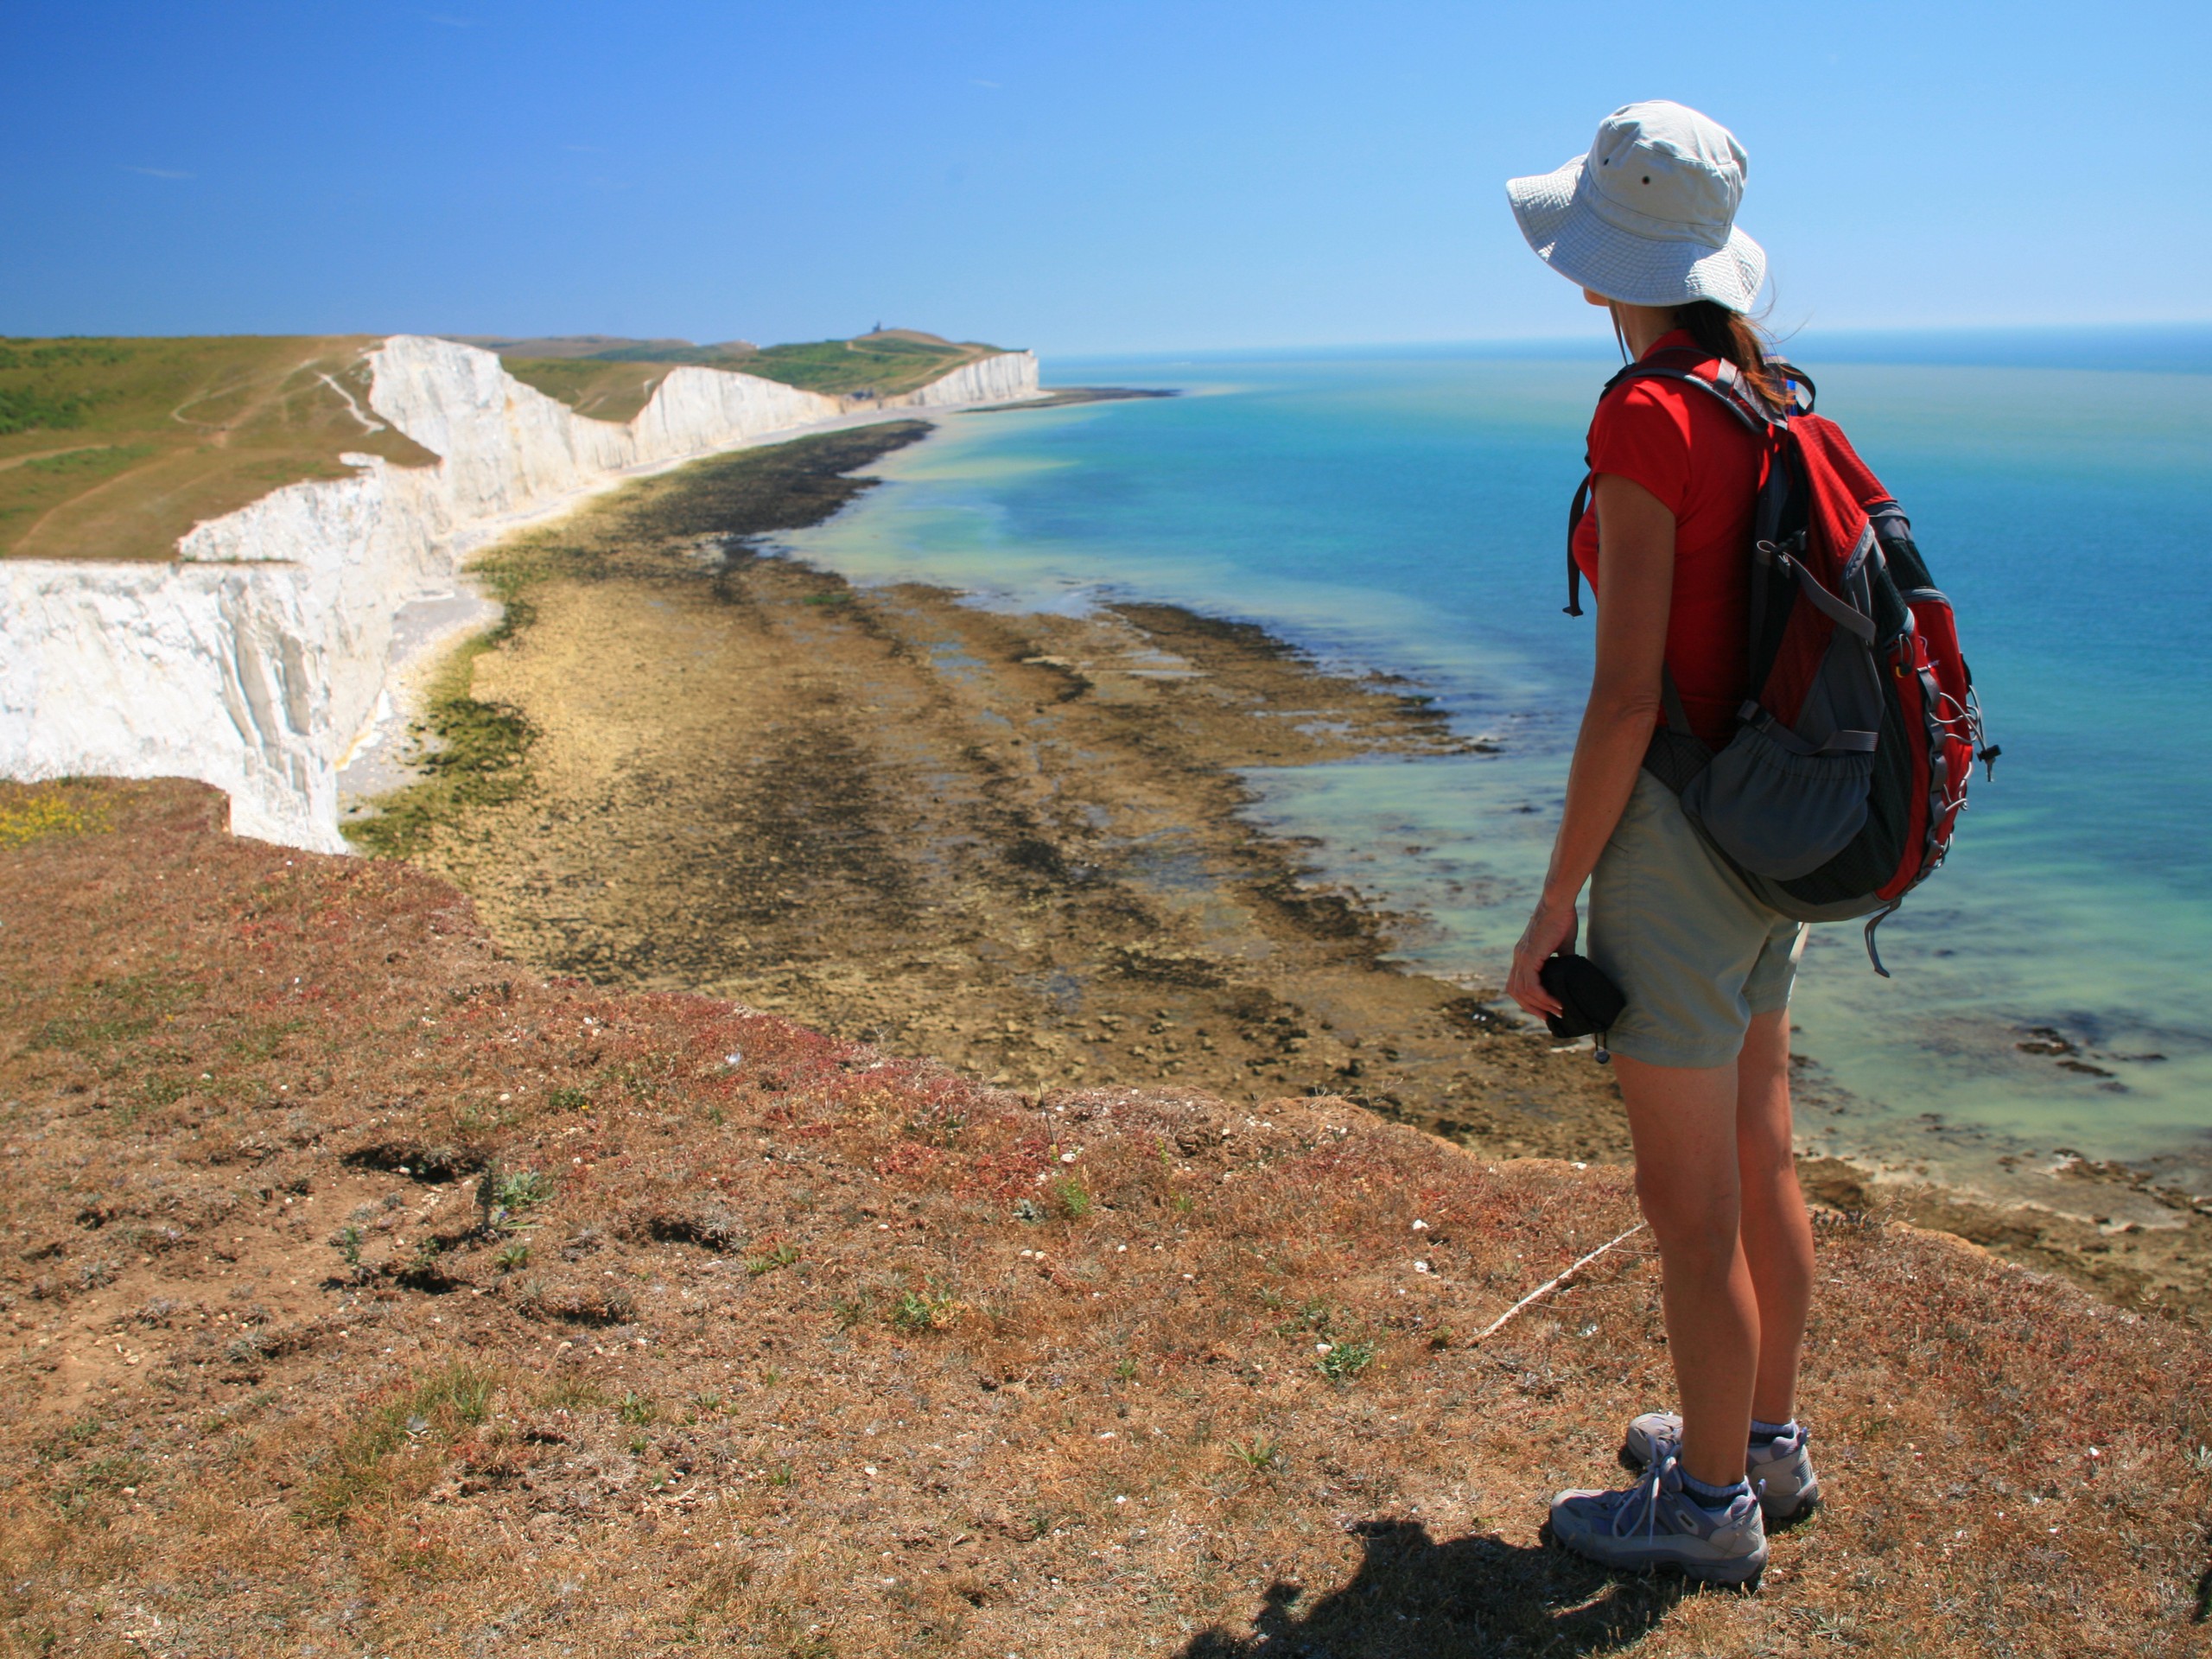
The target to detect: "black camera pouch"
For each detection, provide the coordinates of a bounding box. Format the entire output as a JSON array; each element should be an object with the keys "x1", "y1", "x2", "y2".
[{"x1": 1537, "y1": 954, "x2": 1627, "y2": 1064}]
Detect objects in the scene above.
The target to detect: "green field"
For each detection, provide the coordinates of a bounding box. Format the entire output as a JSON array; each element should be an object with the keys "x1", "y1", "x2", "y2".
[
  {"x1": 741, "y1": 328, "x2": 1004, "y2": 396},
  {"x1": 0, "y1": 328, "x2": 1007, "y2": 563},
  {"x1": 486, "y1": 328, "x2": 1005, "y2": 414},
  {"x1": 487, "y1": 357, "x2": 688, "y2": 423},
  {"x1": 0, "y1": 336, "x2": 438, "y2": 563}
]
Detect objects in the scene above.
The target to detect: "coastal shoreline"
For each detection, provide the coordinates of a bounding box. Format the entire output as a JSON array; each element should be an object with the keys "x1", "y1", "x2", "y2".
[
  {"x1": 351, "y1": 423, "x2": 2212, "y2": 1323},
  {"x1": 968, "y1": 385, "x2": 1179, "y2": 411}
]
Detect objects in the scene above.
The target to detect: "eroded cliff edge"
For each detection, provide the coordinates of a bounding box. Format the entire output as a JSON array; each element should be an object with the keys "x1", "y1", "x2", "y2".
[{"x1": 0, "y1": 337, "x2": 1039, "y2": 850}]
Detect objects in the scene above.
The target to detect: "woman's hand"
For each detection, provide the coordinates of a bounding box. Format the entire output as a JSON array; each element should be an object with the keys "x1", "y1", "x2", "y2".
[{"x1": 1506, "y1": 894, "x2": 1580, "y2": 1019}]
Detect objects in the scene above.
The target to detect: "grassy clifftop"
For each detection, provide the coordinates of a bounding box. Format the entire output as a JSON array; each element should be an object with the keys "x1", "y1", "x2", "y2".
[
  {"x1": 454, "y1": 335, "x2": 760, "y2": 424},
  {"x1": 741, "y1": 329, "x2": 1011, "y2": 397},
  {"x1": 486, "y1": 328, "x2": 1011, "y2": 418},
  {"x1": 0, "y1": 328, "x2": 1008, "y2": 562},
  {"x1": 0, "y1": 336, "x2": 438, "y2": 563},
  {"x1": 1, "y1": 777, "x2": 2205, "y2": 1656}
]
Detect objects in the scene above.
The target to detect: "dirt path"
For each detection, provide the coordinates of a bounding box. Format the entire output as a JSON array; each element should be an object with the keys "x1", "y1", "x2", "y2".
[
  {"x1": 10, "y1": 449, "x2": 173, "y2": 553},
  {"x1": 0, "y1": 443, "x2": 123, "y2": 474}
]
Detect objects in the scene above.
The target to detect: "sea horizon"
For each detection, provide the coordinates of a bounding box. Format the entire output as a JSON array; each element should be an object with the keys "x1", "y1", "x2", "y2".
[{"x1": 1031, "y1": 320, "x2": 2212, "y2": 375}]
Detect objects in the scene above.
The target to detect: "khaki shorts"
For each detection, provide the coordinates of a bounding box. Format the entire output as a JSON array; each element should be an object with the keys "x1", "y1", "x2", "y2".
[{"x1": 1586, "y1": 770, "x2": 1807, "y2": 1070}]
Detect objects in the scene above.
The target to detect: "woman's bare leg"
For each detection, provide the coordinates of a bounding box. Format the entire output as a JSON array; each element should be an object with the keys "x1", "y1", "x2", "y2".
[
  {"x1": 1612, "y1": 1052, "x2": 1760, "y2": 1489},
  {"x1": 1735, "y1": 1009, "x2": 1815, "y2": 1425}
]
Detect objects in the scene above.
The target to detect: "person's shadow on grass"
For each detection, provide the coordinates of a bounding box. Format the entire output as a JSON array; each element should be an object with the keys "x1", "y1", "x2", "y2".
[{"x1": 1175, "y1": 1517, "x2": 1688, "y2": 1657}]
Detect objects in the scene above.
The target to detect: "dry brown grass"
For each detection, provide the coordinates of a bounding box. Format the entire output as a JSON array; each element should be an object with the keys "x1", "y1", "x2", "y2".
[
  {"x1": 1, "y1": 779, "x2": 2206, "y2": 1657},
  {"x1": 0, "y1": 336, "x2": 437, "y2": 563},
  {"x1": 495, "y1": 358, "x2": 680, "y2": 423}
]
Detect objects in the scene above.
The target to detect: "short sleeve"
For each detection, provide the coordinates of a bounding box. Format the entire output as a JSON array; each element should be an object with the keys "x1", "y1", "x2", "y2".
[{"x1": 1586, "y1": 381, "x2": 1693, "y2": 518}]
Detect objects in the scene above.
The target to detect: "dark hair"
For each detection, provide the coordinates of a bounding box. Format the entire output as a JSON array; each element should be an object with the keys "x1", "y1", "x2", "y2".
[{"x1": 1671, "y1": 300, "x2": 1790, "y2": 409}]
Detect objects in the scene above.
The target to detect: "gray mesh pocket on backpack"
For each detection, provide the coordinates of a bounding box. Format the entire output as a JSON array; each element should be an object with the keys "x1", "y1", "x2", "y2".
[{"x1": 1681, "y1": 722, "x2": 1875, "y2": 881}]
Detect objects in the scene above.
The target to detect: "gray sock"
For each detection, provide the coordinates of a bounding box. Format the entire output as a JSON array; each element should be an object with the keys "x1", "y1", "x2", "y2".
[
  {"x1": 1749, "y1": 1418, "x2": 1798, "y2": 1445},
  {"x1": 1680, "y1": 1471, "x2": 1751, "y2": 1512}
]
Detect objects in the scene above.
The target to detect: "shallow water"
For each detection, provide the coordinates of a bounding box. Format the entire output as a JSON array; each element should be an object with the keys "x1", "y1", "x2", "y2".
[{"x1": 778, "y1": 345, "x2": 2212, "y2": 1193}]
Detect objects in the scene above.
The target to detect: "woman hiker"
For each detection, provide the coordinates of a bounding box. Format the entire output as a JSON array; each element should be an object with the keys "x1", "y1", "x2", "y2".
[{"x1": 1501, "y1": 100, "x2": 1821, "y2": 1586}]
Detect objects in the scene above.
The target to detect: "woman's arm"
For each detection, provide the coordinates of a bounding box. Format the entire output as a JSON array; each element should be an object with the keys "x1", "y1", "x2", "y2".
[{"x1": 1505, "y1": 472, "x2": 1677, "y2": 1017}]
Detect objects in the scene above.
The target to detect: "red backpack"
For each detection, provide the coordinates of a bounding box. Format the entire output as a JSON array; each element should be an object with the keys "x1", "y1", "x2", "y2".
[{"x1": 1567, "y1": 350, "x2": 1998, "y2": 973}]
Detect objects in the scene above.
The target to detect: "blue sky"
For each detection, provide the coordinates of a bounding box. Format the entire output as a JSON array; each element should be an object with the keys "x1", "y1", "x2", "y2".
[{"x1": 3, "y1": 2, "x2": 2204, "y2": 353}]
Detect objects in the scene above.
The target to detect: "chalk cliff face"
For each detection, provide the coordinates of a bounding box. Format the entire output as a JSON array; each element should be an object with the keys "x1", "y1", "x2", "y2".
[
  {"x1": 0, "y1": 339, "x2": 1039, "y2": 850},
  {"x1": 893, "y1": 348, "x2": 1042, "y2": 409}
]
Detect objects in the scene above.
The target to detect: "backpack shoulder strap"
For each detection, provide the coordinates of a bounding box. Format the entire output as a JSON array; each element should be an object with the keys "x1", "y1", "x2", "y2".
[
  {"x1": 1603, "y1": 352, "x2": 1777, "y2": 435},
  {"x1": 1565, "y1": 471, "x2": 1593, "y2": 615},
  {"x1": 1565, "y1": 351, "x2": 1782, "y2": 615}
]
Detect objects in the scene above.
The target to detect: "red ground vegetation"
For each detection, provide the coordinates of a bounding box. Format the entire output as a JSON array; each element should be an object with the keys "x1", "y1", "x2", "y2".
[{"x1": 0, "y1": 779, "x2": 2206, "y2": 1656}]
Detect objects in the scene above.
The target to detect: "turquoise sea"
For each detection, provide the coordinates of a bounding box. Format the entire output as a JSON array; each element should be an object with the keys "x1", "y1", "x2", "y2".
[{"x1": 778, "y1": 335, "x2": 2212, "y2": 1198}]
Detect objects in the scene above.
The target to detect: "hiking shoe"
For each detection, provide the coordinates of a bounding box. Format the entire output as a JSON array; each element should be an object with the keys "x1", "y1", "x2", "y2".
[
  {"x1": 1547, "y1": 1450, "x2": 1768, "y2": 1586},
  {"x1": 1621, "y1": 1412, "x2": 1821, "y2": 1522}
]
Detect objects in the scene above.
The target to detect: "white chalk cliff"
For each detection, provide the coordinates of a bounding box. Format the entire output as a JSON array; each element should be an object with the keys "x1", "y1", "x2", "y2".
[{"x1": 0, "y1": 338, "x2": 1039, "y2": 851}]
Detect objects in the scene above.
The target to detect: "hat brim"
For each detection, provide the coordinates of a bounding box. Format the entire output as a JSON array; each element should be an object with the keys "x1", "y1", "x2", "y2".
[{"x1": 1507, "y1": 156, "x2": 1767, "y2": 313}]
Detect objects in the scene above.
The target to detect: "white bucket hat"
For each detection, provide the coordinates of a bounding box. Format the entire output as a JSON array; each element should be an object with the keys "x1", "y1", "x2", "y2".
[{"x1": 1507, "y1": 100, "x2": 1766, "y2": 312}]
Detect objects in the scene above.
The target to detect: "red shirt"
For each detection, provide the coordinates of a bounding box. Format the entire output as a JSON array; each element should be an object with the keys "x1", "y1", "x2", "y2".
[{"x1": 1569, "y1": 330, "x2": 1763, "y2": 748}]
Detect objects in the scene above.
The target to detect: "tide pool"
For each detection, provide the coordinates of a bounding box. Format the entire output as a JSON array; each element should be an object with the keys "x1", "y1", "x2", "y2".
[{"x1": 777, "y1": 344, "x2": 2212, "y2": 1194}]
